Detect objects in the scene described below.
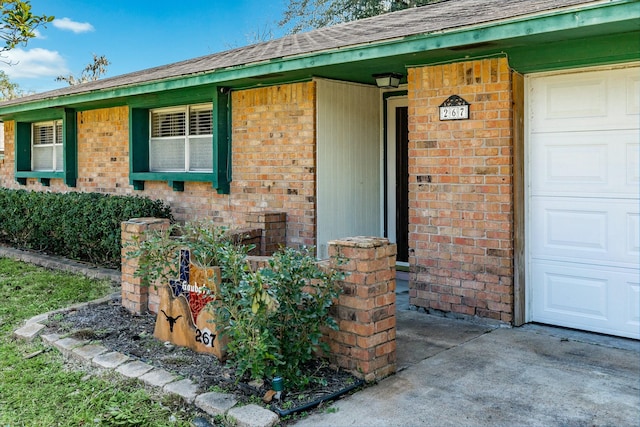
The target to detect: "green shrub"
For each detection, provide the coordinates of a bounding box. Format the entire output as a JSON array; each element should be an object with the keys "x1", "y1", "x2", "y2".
[
  {"x1": 216, "y1": 245, "x2": 344, "y2": 389},
  {"x1": 0, "y1": 188, "x2": 173, "y2": 268},
  {"x1": 129, "y1": 220, "x2": 344, "y2": 389}
]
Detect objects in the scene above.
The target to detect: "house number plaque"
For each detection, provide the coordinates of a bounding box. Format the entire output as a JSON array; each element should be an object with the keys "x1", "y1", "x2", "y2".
[{"x1": 439, "y1": 95, "x2": 470, "y2": 120}]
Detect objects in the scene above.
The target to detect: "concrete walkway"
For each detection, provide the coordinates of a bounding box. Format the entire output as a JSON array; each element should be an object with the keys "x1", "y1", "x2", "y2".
[{"x1": 293, "y1": 277, "x2": 640, "y2": 427}]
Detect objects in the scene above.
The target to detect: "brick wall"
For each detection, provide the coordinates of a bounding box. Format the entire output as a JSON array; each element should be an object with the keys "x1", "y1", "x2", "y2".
[
  {"x1": 0, "y1": 82, "x2": 317, "y2": 249},
  {"x1": 0, "y1": 121, "x2": 12, "y2": 187},
  {"x1": 77, "y1": 107, "x2": 131, "y2": 193},
  {"x1": 232, "y1": 83, "x2": 317, "y2": 247},
  {"x1": 407, "y1": 58, "x2": 514, "y2": 323}
]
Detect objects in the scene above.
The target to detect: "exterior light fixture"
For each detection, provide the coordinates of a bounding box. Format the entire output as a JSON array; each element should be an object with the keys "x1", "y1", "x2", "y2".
[{"x1": 373, "y1": 72, "x2": 403, "y2": 88}]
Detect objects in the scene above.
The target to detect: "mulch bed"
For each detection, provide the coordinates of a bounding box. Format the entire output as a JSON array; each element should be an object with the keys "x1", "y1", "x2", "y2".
[{"x1": 44, "y1": 296, "x2": 363, "y2": 421}]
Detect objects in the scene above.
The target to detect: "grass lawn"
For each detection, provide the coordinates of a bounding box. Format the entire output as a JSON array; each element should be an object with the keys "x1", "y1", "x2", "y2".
[{"x1": 0, "y1": 257, "x2": 197, "y2": 426}]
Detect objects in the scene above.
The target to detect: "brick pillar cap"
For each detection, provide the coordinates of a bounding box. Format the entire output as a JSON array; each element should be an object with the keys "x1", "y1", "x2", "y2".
[
  {"x1": 329, "y1": 236, "x2": 390, "y2": 248},
  {"x1": 126, "y1": 217, "x2": 169, "y2": 225}
]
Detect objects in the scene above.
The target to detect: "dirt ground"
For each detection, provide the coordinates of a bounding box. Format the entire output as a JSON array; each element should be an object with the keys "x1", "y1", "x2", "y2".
[{"x1": 44, "y1": 296, "x2": 362, "y2": 417}]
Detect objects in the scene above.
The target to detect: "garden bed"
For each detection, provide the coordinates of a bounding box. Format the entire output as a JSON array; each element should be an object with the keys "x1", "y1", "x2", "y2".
[{"x1": 44, "y1": 296, "x2": 363, "y2": 421}]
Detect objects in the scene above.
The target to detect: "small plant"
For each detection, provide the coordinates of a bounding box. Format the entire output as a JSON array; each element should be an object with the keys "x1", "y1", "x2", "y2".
[
  {"x1": 215, "y1": 245, "x2": 344, "y2": 389},
  {"x1": 208, "y1": 384, "x2": 231, "y2": 393},
  {"x1": 126, "y1": 219, "x2": 237, "y2": 288},
  {"x1": 280, "y1": 400, "x2": 295, "y2": 410}
]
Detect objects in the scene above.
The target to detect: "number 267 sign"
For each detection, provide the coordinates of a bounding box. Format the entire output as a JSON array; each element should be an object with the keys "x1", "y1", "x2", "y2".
[{"x1": 439, "y1": 95, "x2": 470, "y2": 121}]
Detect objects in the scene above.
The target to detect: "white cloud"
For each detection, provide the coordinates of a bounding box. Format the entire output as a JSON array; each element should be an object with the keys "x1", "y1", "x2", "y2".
[
  {"x1": 53, "y1": 17, "x2": 95, "y2": 34},
  {"x1": 0, "y1": 48, "x2": 69, "y2": 79}
]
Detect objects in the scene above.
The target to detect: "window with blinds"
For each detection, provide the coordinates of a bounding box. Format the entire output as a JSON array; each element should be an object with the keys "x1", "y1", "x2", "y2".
[
  {"x1": 32, "y1": 120, "x2": 63, "y2": 171},
  {"x1": 149, "y1": 104, "x2": 213, "y2": 172}
]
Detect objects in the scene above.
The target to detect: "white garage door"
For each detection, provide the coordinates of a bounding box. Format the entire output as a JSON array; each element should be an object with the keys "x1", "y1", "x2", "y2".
[{"x1": 528, "y1": 65, "x2": 640, "y2": 339}]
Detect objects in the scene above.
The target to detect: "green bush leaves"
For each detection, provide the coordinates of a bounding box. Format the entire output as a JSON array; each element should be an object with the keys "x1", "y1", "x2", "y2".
[
  {"x1": 0, "y1": 188, "x2": 172, "y2": 268},
  {"x1": 216, "y1": 245, "x2": 344, "y2": 389}
]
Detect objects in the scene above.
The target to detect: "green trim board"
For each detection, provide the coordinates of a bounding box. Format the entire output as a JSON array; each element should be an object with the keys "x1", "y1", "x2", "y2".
[
  {"x1": 0, "y1": 0, "x2": 637, "y2": 117},
  {"x1": 130, "y1": 172, "x2": 215, "y2": 183},
  {"x1": 7, "y1": 108, "x2": 68, "y2": 123},
  {"x1": 507, "y1": 31, "x2": 640, "y2": 73},
  {"x1": 15, "y1": 171, "x2": 64, "y2": 179}
]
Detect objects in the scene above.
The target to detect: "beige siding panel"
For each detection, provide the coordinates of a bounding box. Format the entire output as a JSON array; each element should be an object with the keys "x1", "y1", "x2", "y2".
[{"x1": 316, "y1": 79, "x2": 381, "y2": 259}]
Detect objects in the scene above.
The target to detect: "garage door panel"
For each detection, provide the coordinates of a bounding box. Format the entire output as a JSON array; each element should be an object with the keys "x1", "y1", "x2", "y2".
[
  {"x1": 543, "y1": 78, "x2": 607, "y2": 119},
  {"x1": 531, "y1": 135, "x2": 608, "y2": 187},
  {"x1": 531, "y1": 67, "x2": 640, "y2": 132},
  {"x1": 532, "y1": 261, "x2": 638, "y2": 338},
  {"x1": 539, "y1": 206, "x2": 607, "y2": 252},
  {"x1": 627, "y1": 142, "x2": 640, "y2": 186},
  {"x1": 629, "y1": 213, "x2": 640, "y2": 256},
  {"x1": 530, "y1": 131, "x2": 639, "y2": 197},
  {"x1": 528, "y1": 65, "x2": 639, "y2": 339},
  {"x1": 535, "y1": 267, "x2": 608, "y2": 319},
  {"x1": 531, "y1": 197, "x2": 638, "y2": 268},
  {"x1": 628, "y1": 282, "x2": 640, "y2": 327},
  {"x1": 627, "y1": 74, "x2": 640, "y2": 115}
]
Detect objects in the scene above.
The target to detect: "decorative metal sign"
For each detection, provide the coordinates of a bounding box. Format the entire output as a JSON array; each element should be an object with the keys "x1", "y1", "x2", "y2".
[
  {"x1": 154, "y1": 249, "x2": 227, "y2": 360},
  {"x1": 439, "y1": 95, "x2": 470, "y2": 120}
]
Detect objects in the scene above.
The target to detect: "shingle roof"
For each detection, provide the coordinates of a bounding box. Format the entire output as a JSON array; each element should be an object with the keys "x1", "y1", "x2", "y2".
[{"x1": 1, "y1": 0, "x2": 600, "y2": 106}]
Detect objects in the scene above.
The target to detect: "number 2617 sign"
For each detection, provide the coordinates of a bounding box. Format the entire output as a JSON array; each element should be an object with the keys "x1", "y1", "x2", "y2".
[{"x1": 439, "y1": 95, "x2": 470, "y2": 121}]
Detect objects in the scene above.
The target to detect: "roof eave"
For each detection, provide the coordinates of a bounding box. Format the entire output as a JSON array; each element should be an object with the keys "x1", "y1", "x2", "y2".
[{"x1": 0, "y1": 0, "x2": 637, "y2": 118}]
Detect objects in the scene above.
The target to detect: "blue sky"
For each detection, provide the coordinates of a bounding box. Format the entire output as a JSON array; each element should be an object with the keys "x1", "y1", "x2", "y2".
[{"x1": 0, "y1": 0, "x2": 288, "y2": 94}]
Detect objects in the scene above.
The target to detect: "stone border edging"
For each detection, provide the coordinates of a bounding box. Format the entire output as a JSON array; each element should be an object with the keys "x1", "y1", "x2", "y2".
[{"x1": 14, "y1": 295, "x2": 279, "y2": 427}]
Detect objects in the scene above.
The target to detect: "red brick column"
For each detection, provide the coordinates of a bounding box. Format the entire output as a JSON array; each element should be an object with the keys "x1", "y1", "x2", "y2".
[
  {"x1": 327, "y1": 237, "x2": 397, "y2": 382},
  {"x1": 121, "y1": 217, "x2": 170, "y2": 314},
  {"x1": 246, "y1": 211, "x2": 286, "y2": 255},
  {"x1": 407, "y1": 58, "x2": 515, "y2": 323}
]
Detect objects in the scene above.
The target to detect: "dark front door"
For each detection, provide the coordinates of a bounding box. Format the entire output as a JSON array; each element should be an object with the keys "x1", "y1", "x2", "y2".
[{"x1": 395, "y1": 106, "x2": 409, "y2": 263}]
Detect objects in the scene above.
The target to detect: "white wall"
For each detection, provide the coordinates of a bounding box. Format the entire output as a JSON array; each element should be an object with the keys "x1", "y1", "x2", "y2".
[
  {"x1": 0, "y1": 122, "x2": 4, "y2": 155},
  {"x1": 316, "y1": 79, "x2": 382, "y2": 259}
]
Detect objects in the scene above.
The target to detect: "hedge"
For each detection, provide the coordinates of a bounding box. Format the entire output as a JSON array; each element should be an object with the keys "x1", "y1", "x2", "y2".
[{"x1": 0, "y1": 189, "x2": 173, "y2": 268}]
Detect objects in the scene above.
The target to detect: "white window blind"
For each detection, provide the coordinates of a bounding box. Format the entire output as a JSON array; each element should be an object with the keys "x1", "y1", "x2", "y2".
[
  {"x1": 149, "y1": 104, "x2": 213, "y2": 172},
  {"x1": 189, "y1": 106, "x2": 213, "y2": 135},
  {"x1": 152, "y1": 110, "x2": 185, "y2": 138},
  {"x1": 32, "y1": 120, "x2": 62, "y2": 171}
]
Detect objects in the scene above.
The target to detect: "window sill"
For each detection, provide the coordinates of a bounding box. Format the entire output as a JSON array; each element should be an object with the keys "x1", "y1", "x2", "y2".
[
  {"x1": 130, "y1": 171, "x2": 214, "y2": 192},
  {"x1": 15, "y1": 171, "x2": 64, "y2": 186}
]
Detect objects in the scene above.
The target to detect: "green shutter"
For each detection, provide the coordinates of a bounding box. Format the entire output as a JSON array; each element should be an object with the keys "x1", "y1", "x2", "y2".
[
  {"x1": 129, "y1": 107, "x2": 150, "y2": 189},
  {"x1": 212, "y1": 88, "x2": 231, "y2": 194},
  {"x1": 15, "y1": 122, "x2": 31, "y2": 173},
  {"x1": 63, "y1": 109, "x2": 77, "y2": 187}
]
